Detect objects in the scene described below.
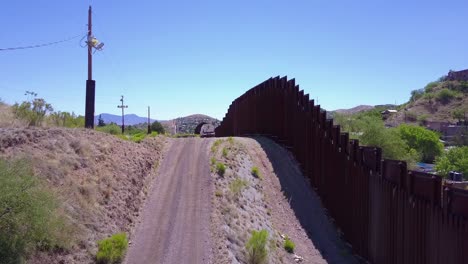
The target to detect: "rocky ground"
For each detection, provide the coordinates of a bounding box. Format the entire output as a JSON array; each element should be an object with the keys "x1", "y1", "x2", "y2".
[{"x1": 210, "y1": 137, "x2": 353, "y2": 264}]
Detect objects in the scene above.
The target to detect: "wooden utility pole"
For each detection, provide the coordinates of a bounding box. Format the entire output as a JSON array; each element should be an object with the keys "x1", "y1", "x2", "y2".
[
  {"x1": 118, "y1": 96, "x2": 128, "y2": 134},
  {"x1": 84, "y1": 5, "x2": 96, "y2": 128},
  {"x1": 147, "y1": 106, "x2": 151, "y2": 134},
  {"x1": 88, "y1": 6, "x2": 92, "y2": 81}
]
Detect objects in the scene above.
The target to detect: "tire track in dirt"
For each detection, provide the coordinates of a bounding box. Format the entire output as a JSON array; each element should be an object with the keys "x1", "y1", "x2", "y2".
[{"x1": 125, "y1": 138, "x2": 213, "y2": 264}]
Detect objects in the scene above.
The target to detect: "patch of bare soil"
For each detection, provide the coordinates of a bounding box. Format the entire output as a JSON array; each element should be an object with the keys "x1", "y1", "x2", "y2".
[
  {"x1": 125, "y1": 138, "x2": 213, "y2": 264},
  {"x1": 211, "y1": 137, "x2": 356, "y2": 264},
  {"x1": 0, "y1": 127, "x2": 168, "y2": 263}
]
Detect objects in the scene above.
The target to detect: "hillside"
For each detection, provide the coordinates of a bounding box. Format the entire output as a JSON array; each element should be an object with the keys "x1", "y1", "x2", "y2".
[
  {"x1": 160, "y1": 114, "x2": 220, "y2": 134},
  {"x1": 386, "y1": 80, "x2": 468, "y2": 126},
  {"x1": 334, "y1": 105, "x2": 375, "y2": 115},
  {"x1": 0, "y1": 127, "x2": 167, "y2": 263}
]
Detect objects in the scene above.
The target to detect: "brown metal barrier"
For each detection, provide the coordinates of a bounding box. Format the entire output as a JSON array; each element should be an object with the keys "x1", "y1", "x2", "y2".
[{"x1": 215, "y1": 76, "x2": 468, "y2": 264}]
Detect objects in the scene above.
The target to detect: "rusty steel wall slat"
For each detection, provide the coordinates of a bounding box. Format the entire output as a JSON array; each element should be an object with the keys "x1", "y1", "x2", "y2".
[{"x1": 214, "y1": 77, "x2": 467, "y2": 264}]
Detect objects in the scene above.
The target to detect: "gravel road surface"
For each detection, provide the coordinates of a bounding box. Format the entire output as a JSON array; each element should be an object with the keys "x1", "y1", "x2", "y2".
[{"x1": 125, "y1": 138, "x2": 213, "y2": 264}]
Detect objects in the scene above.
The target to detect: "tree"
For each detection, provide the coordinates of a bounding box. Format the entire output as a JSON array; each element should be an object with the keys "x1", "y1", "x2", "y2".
[
  {"x1": 150, "y1": 121, "x2": 165, "y2": 134},
  {"x1": 397, "y1": 124, "x2": 443, "y2": 163},
  {"x1": 97, "y1": 114, "x2": 106, "y2": 127},
  {"x1": 435, "y1": 146, "x2": 468, "y2": 179},
  {"x1": 335, "y1": 113, "x2": 419, "y2": 166}
]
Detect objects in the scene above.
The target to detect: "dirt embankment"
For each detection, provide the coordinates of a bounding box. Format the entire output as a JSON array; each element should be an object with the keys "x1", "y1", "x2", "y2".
[
  {"x1": 210, "y1": 137, "x2": 357, "y2": 264},
  {"x1": 0, "y1": 127, "x2": 167, "y2": 263},
  {"x1": 125, "y1": 138, "x2": 213, "y2": 264}
]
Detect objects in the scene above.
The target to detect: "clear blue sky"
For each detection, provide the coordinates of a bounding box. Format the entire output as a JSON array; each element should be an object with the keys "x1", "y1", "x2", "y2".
[{"x1": 1, "y1": 0, "x2": 467, "y2": 120}]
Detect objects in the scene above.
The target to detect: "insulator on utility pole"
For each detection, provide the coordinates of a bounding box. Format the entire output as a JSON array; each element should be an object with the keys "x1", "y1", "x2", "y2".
[{"x1": 118, "y1": 95, "x2": 128, "y2": 134}]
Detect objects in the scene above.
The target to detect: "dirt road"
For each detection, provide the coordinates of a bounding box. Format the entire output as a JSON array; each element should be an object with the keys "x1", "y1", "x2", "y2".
[{"x1": 125, "y1": 138, "x2": 213, "y2": 264}]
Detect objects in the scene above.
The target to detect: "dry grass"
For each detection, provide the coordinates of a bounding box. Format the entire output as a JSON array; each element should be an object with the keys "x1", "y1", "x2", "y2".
[{"x1": 0, "y1": 104, "x2": 27, "y2": 128}]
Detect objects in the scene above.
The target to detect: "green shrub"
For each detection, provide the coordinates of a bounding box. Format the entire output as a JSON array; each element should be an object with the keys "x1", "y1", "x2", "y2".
[
  {"x1": 222, "y1": 147, "x2": 228, "y2": 157},
  {"x1": 228, "y1": 137, "x2": 234, "y2": 144},
  {"x1": 149, "y1": 131, "x2": 159, "y2": 137},
  {"x1": 436, "y1": 88, "x2": 458, "y2": 104},
  {"x1": 0, "y1": 159, "x2": 73, "y2": 263},
  {"x1": 216, "y1": 162, "x2": 226, "y2": 176},
  {"x1": 251, "y1": 167, "x2": 261, "y2": 178},
  {"x1": 210, "y1": 157, "x2": 216, "y2": 166},
  {"x1": 211, "y1": 139, "x2": 223, "y2": 153},
  {"x1": 425, "y1": 82, "x2": 439, "y2": 93},
  {"x1": 96, "y1": 124, "x2": 121, "y2": 135},
  {"x1": 283, "y1": 237, "x2": 295, "y2": 253},
  {"x1": 150, "y1": 121, "x2": 165, "y2": 134},
  {"x1": 435, "y1": 146, "x2": 468, "y2": 178},
  {"x1": 96, "y1": 233, "x2": 128, "y2": 264},
  {"x1": 229, "y1": 178, "x2": 248, "y2": 196},
  {"x1": 130, "y1": 132, "x2": 146, "y2": 143},
  {"x1": 410, "y1": 89, "x2": 424, "y2": 102},
  {"x1": 246, "y1": 229, "x2": 269, "y2": 264}
]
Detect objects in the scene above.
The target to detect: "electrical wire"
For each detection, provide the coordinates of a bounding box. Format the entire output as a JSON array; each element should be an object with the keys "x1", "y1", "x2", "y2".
[{"x1": 0, "y1": 33, "x2": 86, "y2": 51}]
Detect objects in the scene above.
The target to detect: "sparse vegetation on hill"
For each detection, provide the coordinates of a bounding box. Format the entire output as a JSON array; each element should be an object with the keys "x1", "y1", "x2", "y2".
[
  {"x1": 389, "y1": 79, "x2": 468, "y2": 125},
  {"x1": 0, "y1": 159, "x2": 74, "y2": 263}
]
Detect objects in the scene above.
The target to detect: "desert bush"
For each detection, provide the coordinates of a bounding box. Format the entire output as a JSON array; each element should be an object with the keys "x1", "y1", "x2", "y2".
[
  {"x1": 425, "y1": 82, "x2": 439, "y2": 93},
  {"x1": 210, "y1": 157, "x2": 216, "y2": 166},
  {"x1": 229, "y1": 177, "x2": 248, "y2": 196},
  {"x1": 0, "y1": 159, "x2": 73, "y2": 263},
  {"x1": 228, "y1": 137, "x2": 234, "y2": 144},
  {"x1": 222, "y1": 147, "x2": 228, "y2": 158},
  {"x1": 12, "y1": 97, "x2": 53, "y2": 126},
  {"x1": 436, "y1": 88, "x2": 458, "y2": 104},
  {"x1": 49, "y1": 111, "x2": 85, "y2": 128},
  {"x1": 96, "y1": 233, "x2": 128, "y2": 264},
  {"x1": 216, "y1": 162, "x2": 226, "y2": 176},
  {"x1": 251, "y1": 167, "x2": 261, "y2": 178},
  {"x1": 246, "y1": 229, "x2": 269, "y2": 264},
  {"x1": 283, "y1": 237, "x2": 295, "y2": 253},
  {"x1": 211, "y1": 139, "x2": 223, "y2": 153}
]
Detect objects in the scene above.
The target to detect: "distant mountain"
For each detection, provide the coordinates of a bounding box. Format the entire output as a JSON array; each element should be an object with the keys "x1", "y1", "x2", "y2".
[
  {"x1": 333, "y1": 105, "x2": 375, "y2": 115},
  {"x1": 95, "y1": 113, "x2": 155, "y2": 126}
]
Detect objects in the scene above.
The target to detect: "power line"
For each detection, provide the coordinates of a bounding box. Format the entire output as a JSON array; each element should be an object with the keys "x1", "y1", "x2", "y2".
[{"x1": 0, "y1": 33, "x2": 85, "y2": 51}]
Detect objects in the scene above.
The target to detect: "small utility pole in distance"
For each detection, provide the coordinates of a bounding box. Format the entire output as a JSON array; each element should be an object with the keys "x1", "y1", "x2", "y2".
[
  {"x1": 118, "y1": 95, "x2": 128, "y2": 134},
  {"x1": 147, "y1": 106, "x2": 151, "y2": 134}
]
